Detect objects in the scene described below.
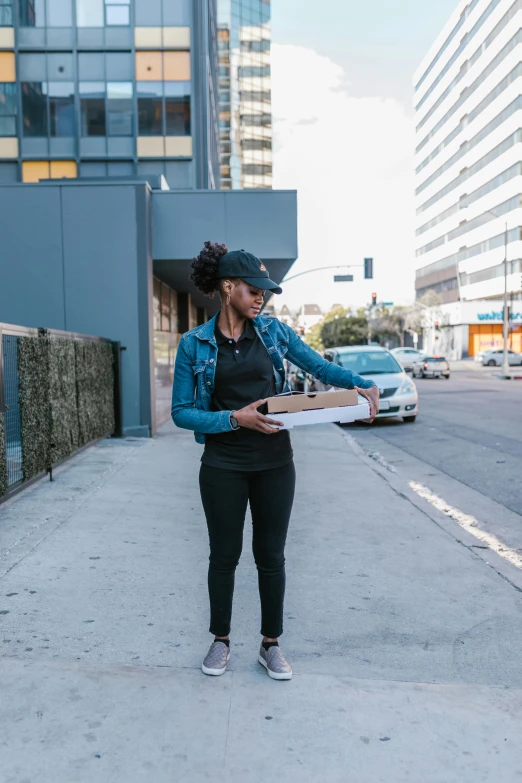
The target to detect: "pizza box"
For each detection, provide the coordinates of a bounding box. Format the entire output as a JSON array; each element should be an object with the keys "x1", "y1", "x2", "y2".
[{"x1": 266, "y1": 389, "x2": 370, "y2": 430}]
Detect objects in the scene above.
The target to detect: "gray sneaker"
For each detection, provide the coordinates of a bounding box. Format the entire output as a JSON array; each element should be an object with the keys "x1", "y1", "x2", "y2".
[
  {"x1": 258, "y1": 644, "x2": 292, "y2": 680},
  {"x1": 202, "y1": 641, "x2": 230, "y2": 676}
]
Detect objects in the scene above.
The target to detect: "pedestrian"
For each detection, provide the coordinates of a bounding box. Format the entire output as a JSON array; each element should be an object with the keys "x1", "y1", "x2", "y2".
[{"x1": 171, "y1": 242, "x2": 379, "y2": 680}]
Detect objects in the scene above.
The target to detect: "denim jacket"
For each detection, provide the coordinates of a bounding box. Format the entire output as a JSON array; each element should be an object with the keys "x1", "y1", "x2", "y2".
[{"x1": 171, "y1": 313, "x2": 376, "y2": 444}]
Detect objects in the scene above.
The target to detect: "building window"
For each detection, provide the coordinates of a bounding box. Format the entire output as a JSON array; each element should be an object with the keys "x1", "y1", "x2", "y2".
[
  {"x1": 19, "y1": 0, "x2": 43, "y2": 26},
  {"x1": 241, "y1": 138, "x2": 271, "y2": 151},
  {"x1": 165, "y1": 83, "x2": 190, "y2": 135},
  {"x1": 243, "y1": 164, "x2": 272, "y2": 176},
  {"x1": 106, "y1": 81, "x2": 132, "y2": 136},
  {"x1": 49, "y1": 81, "x2": 74, "y2": 136},
  {"x1": 80, "y1": 81, "x2": 106, "y2": 136},
  {"x1": 137, "y1": 81, "x2": 191, "y2": 136},
  {"x1": 137, "y1": 82, "x2": 163, "y2": 135},
  {"x1": 0, "y1": 83, "x2": 16, "y2": 136},
  {"x1": 105, "y1": 0, "x2": 130, "y2": 26},
  {"x1": 76, "y1": 0, "x2": 103, "y2": 27},
  {"x1": 0, "y1": 0, "x2": 13, "y2": 25},
  {"x1": 46, "y1": 0, "x2": 73, "y2": 27},
  {"x1": 153, "y1": 277, "x2": 161, "y2": 331},
  {"x1": 161, "y1": 283, "x2": 170, "y2": 332},
  {"x1": 22, "y1": 82, "x2": 48, "y2": 136}
]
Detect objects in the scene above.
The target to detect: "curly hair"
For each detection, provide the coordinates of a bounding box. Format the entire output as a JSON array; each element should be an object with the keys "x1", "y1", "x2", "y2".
[{"x1": 189, "y1": 241, "x2": 229, "y2": 297}]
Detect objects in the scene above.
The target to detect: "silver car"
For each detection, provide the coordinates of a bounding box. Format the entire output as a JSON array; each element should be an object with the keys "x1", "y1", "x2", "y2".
[
  {"x1": 320, "y1": 345, "x2": 419, "y2": 423},
  {"x1": 482, "y1": 349, "x2": 522, "y2": 366},
  {"x1": 412, "y1": 355, "x2": 450, "y2": 379},
  {"x1": 391, "y1": 347, "x2": 425, "y2": 373}
]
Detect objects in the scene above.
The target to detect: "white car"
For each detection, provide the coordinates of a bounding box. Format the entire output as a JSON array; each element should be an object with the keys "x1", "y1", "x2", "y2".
[
  {"x1": 320, "y1": 345, "x2": 419, "y2": 423},
  {"x1": 391, "y1": 347, "x2": 425, "y2": 372},
  {"x1": 482, "y1": 349, "x2": 522, "y2": 366}
]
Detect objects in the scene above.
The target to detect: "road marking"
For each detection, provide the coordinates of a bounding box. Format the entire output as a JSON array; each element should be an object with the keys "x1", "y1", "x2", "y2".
[{"x1": 409, "y1": 481, "x2": 522, "y2": 570}]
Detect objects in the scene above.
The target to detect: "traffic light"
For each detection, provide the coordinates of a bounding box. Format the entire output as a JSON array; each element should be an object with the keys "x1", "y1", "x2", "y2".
[
  {"x1": 371, "y1": 293, "x2": 377, "y2": 306},
  {"x1": 434, "y1": 321, "x2": 439, "y2": 330},
  {"x1": 364, "y1": 257, "x2": 373, "y2": 279}
]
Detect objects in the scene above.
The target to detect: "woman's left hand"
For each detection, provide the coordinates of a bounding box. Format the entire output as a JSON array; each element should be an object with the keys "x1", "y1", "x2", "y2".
[{"x1": 355, "y1": 385, "x2": 380, "y2": 423}]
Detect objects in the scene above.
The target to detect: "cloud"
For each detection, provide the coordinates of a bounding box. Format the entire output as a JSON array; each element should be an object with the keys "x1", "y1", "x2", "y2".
[{"x1": 271, "y1": 44, "x2": 415, "y2": 312}]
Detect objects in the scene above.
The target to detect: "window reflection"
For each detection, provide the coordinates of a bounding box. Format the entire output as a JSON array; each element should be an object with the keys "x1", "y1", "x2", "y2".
[
  {"x1": 20, "y1": 0, "x2": 45, "y2": 27},
  {"x1": 0, "y1": 1, "x2": 13, "y2": 25},
  {"x1": 46, "y1": 0, "x2": 72, "y2": 27},
  {"x1": 49, "y1": 82, "x2": 74, "y2": 136},
  {"x1": 76, "y1": 0, "x2": 103, "y2": 27},
  {"x1": 22, "y1": 82, "x2": 48, "y2": 136},
  {"x1": 0, "y1": 83, "x2": 17, "y2": 136},
  {"x1": 106, "y1": 81, "x2": 133, "y2": 136},
  {"x1": 138, "y1": 85, "x2": 163, "y2": 135},
  {"x1": 105, "y1": 3, "x2": 129, "y2": 25},
  {"x1": 80, "y1": 81, "x2": 106, "y2": 136}
]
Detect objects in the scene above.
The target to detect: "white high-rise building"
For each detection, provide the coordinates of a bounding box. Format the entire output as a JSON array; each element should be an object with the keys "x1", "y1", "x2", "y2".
[{"x1": 414, "y1": 0, "x2": 522, "y2": 306}]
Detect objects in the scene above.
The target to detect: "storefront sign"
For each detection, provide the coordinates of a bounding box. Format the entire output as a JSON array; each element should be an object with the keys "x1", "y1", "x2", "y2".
[{"x1": 477, "y1": 311, "x2": 522, "y2": 322}]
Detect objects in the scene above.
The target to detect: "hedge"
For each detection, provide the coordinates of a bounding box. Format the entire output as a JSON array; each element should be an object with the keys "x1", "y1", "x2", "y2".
[
  {"x1": 75, "y1": 341, "x2": 115, "y2": 446},
  {"x1": 18, "y1": 335, "x2": 51, "y2": 482},
  {"x1": 0, "y1": 412, "x2": 7, "y2": 498},
  {"x1": 1, "y1": 335, "x2": 115, "y2": 495}
]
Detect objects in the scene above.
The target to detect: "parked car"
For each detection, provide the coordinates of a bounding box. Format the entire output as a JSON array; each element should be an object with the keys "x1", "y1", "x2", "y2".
[
  {"x1": 318, "y1": 345, "x2": 419, "y2": 423},
  {"x1": 285, "y1": 361, "x2": 306, "y2": 392},
  {"x1": 474, "y1": 350, "x2": 487, "y2": 363},
  {"x1": 412, "y1": 355, "x2": 450, "y2": 379},
  {"x1": 391, "y1": 347, "x2": 426, "y2": 372},
  {"x1": 481, "y1": 349, "x2": 522, "y2": 367}
]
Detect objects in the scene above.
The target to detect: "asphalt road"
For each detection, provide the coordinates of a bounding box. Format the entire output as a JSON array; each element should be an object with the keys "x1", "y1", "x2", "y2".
[{"x1": 350, "y1": 364, "x2": 522, "y2": 517}]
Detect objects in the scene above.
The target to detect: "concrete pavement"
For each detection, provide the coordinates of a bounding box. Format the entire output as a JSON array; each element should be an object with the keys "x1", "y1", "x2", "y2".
[{"x1": 1, "y1": 422, "x2": 522, "y2": 782}]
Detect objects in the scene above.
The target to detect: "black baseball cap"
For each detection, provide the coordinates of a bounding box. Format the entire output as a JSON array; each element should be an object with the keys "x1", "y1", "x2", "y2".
[{"x1": 217, "y1": 249, "x2": 283, "y2": 294}]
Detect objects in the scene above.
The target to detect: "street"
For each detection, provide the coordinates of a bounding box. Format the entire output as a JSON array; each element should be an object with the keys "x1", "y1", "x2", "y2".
[{"x1": 349, "y1": 365, "x2": 522, "y2": 553}]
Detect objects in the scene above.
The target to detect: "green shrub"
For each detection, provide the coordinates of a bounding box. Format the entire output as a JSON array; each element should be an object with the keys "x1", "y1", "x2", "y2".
[
  {"x1": 49, "y1": 339, "x2": 80, "y2": 463},
  {"x1": 0, "y1": 412, "x2": 7, "y2": 498},
  {"x1": 75, "y1": 341, "x2": 115, "y2": 446},
  {"x1": 18, "y1": 336, "x2": 51, "y2": 481}
]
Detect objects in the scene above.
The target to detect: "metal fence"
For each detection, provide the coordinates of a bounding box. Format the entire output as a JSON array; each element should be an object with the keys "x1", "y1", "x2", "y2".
[{"x1": 0, "y1": 323, "x2": 123, "y2": 504}]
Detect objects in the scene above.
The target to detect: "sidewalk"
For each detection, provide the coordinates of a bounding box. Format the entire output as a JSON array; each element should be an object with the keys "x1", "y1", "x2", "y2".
[{"x1": 1, "y1": 422, "x2": 521, "y2": 782}]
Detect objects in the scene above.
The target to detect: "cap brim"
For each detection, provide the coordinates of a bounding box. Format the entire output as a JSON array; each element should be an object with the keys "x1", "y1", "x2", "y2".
[{"x1": 241, "y1": 277, "x2": 283, "y2": 295}]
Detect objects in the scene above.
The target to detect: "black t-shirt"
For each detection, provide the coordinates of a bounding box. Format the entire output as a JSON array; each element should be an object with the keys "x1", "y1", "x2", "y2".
[{"x1": 201, "y1": 319, "x2": 293, "y2": 471}]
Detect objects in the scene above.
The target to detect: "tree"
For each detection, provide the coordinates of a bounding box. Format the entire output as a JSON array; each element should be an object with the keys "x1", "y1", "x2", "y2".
[
  {"x1": 370, "y1": 306, "x2": 407, "y2": 347},
  {"x1": 321, "y1": 314, "x2": 368, "y2": 349},
  {"x1": 305, "y1": 306, "x2": 351, "y2": 352},
  {"x1": 402, "y1": 291, "x2": 443, "y2": 338}
]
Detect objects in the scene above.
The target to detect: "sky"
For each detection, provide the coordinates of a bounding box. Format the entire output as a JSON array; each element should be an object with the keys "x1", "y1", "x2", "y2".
[{"x1": 270, "y1": 0, "x2": 460, "y2": 313}]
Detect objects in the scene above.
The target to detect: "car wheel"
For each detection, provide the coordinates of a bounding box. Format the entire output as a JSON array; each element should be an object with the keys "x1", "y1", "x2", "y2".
[
  {"x1": 444, "y1": 373, "x2": 450, "y2": 379},
  {"x1": 403, "y1": 416, "x2": 417, "y2": 423},
  {"x1": 487, "y1": 359, "x2": 496, "y2": 366}
]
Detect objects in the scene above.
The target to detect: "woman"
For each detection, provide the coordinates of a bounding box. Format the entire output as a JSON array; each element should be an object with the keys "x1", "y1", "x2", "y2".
[{"x1": 171, "y1": 242, "x2": 379, "y2": 680}]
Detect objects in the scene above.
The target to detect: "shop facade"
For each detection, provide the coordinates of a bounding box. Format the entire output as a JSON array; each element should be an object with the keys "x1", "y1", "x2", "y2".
[{"x1": 423, "y1": 300, "x2": 522, "y2": 360}]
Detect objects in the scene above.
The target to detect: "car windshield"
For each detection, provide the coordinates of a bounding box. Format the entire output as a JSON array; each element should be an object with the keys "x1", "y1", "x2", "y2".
[{"x1": 338, "y1": 351, "x2": 402, "y2": 375}]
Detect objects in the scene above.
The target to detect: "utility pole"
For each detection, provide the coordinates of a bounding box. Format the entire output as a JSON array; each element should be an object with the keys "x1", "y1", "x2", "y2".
[{"x1": 502, "y1": 220, "x2": 509, "y2": 378}]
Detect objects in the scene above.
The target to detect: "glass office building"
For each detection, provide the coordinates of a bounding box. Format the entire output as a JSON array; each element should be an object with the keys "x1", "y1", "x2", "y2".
[
  {"x1": 0, "y1": 0, "x2": 220, "y2": 187},
  {"x1": 217, "y1": 0, "x2": 272, "y2": 189}
]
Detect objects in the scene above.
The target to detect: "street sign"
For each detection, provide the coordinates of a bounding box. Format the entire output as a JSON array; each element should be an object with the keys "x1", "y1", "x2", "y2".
[
  {"x1": 334, "y1": 275, "x2": 354, "y2": 282},
  {"x1": 364, "y1": 258, "x2": 373, "y2": 279},
  {"x1": 382, "y1": 301, "x2": 394, "y2": 307}
]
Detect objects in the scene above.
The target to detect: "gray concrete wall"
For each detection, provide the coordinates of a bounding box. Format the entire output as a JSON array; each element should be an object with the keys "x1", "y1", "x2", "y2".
[
  {"x1": 0, "y1": 182, "x2": 152, "y2": 438},
  {"x1": 152, "y1": 190, "x2": 298, "y2": 262}
]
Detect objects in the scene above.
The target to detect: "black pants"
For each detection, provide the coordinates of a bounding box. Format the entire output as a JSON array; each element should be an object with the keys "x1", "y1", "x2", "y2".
[{"x1": 199, "y1": 461, "x2": 296, "y2": 638}]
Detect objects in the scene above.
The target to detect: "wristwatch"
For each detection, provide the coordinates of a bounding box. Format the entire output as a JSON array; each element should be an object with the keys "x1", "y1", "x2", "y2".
[{"x1": 230, "y1": 412, "x2": 240, "y2": 430}]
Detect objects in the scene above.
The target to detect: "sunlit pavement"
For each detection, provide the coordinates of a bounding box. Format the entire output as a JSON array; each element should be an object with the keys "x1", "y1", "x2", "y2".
[{"x1": 1, "y1": 417, "x2": 521, "y2": 782}]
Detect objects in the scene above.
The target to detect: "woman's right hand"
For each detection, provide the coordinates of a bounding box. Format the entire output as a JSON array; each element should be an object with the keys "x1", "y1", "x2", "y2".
[{"x1": 234, "y1": 399, "x2": 284, "y2": 434}]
